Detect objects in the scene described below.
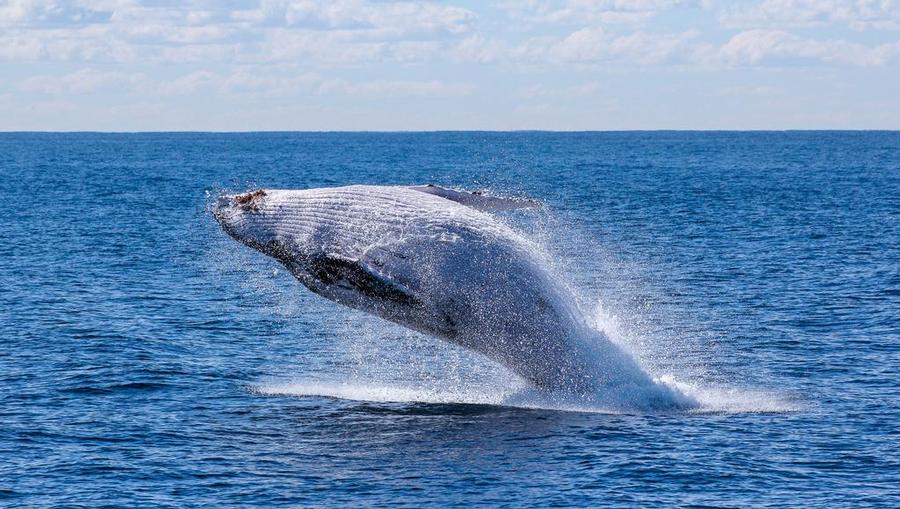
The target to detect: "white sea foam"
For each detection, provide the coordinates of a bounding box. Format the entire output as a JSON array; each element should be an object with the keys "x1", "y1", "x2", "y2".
[
  {"x1": 253, "y1": 377, "x2": 799, "y2": 414},
  {"x1": 662, "y1": 377, "x2": 803, "y2": 414},
  {"x1": 254, "y1": 380, "x2": 512, "y2": 406}
]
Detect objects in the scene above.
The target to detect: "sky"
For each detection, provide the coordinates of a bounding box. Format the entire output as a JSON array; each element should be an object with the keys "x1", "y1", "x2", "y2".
[{"x1": 1, "y1": 0, "x2": 900, "y2": 131}]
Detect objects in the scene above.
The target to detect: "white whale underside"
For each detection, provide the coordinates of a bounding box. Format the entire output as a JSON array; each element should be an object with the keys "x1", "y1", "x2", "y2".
[{"x1": 216, "y1": 185, "x2": 683, "y2": 403}]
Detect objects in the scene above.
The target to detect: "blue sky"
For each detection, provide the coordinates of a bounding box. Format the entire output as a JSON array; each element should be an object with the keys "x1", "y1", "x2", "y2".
[{"x1": 2, "y1": 0, "x2": 899, "y2": 130}]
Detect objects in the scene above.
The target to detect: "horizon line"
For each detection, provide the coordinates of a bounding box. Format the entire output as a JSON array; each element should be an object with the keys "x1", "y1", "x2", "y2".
[{"x1": 2, "y1": 129, "x2": 899, "y2": 134}]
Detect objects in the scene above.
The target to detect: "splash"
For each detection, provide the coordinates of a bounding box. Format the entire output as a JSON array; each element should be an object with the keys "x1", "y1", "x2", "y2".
[
  {"x1": 661, "y1": 377, "x2": 802, "y2": 414},
  {"x1": 255, "y1": 380, "x2": 511, "y2": 407},
  {"x1": 252, "y1": 378, "x2": 799, "y2": 414},
  {"x1": 251, "y1": 302, "x2": 798, "y2": 415}
]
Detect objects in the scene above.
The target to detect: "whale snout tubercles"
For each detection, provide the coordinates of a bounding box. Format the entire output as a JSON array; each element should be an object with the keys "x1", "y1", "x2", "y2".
[
  {"x1": 214, "y1": 189, "x2": 267, "y2": 214},
  {"x1": 213, "y1": 190, "x2": 268, "y2": 226},
  {"x1": 232, "y1": 189, "x2": 267, "y2": 211}
]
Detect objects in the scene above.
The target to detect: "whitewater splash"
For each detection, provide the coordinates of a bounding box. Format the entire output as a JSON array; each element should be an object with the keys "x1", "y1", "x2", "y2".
[
  {"x1": 253, "y1": 379, "x2": 799, "y2": 414},
  {"x1": 250, "y1": 302, "x2": 798, "y2": 414},
  {"x1": 243, "y1": 298, "x2": 798, "y2": 415}
]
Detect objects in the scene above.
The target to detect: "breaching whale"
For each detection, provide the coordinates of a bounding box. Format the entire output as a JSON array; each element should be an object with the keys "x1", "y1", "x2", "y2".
[{"x1": 214, "y1": 184, "x2": 684, "y2": 403}]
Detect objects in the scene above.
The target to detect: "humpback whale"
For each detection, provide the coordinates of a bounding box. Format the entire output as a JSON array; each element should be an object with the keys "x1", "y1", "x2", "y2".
[{"x1": 214, "y1": 184, "x2": 684, "y2": 403}]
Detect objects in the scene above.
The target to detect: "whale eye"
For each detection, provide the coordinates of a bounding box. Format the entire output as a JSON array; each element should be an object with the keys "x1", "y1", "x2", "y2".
[{"x1": 233, "y1": 189, "x2": 267, "y2": 211}]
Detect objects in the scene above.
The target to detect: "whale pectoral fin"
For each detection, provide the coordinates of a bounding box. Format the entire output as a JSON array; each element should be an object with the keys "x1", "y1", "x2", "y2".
[
  {"x1": 408, "y1": 184, "x2": 541, "y2": 212},
  {"x1": 307, "y1": 253, "x2": 418, "y2": 307}
]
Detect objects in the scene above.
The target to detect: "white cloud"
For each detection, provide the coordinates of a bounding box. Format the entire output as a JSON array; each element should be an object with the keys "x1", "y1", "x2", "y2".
[
  {"x1": 714, "y1": 29, "x2": 900, "y2": 66},
  {"x1": 515, "y1": 26, "x2": 696, "y2": 64},
  {"x1": 351, "y1": 1, "x2": 475, "y2": 36},
  {"x1": 449, "y1": 26, "x2": 696, "y2": 66},
  {"x1": 1, "y1": 1, "x2": 898, "y2": 69},
  {"x1": 232, "y1": 0, "x2": 475, "y2": 36},
  {"x1": 720, "y1": 0, "x2": 900, "y2": 31},
  {"x1": 261, "y1": 29, "x2": 386, "y2": 63},
  {"x1": 0, "y1": 0, "x2": 112, "y2": 27},
  {"x1": 0, "y1": 1, "x2": 476, "y2": 64},
  {"x1": 0, "y1": 32, "x2": 45, "y2": 59},
  {"x1": 0, "y1": 25, "x2": 138, "y2": 62},
  {"x1": 499, "y1": 0, "x2": 689, "y2": 26},
  {"x1": 118, "y1": 24, "x2": 238, "y2": 45},
  {"x1": 2, "y1": 1, "x2": 900, "y2": 130},
  {"x1": 452, "y1": 35, "x2": 507, "y2": 64},
  {"x1": 159, "y1": 69, "x2": 323, "y2": 97}
]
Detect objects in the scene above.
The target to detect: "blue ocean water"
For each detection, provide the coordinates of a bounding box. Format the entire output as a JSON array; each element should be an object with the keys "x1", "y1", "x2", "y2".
[{"x1": 1, "y1": 132, "x2": 898, "y2": 508}]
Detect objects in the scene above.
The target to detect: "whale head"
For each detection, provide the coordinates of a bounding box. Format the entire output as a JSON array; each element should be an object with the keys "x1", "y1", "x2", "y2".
[
  {"x1": 213, "y1": 189, "x2": 288, "y2": 259},
  {"x1": 212, "y1": 187, "x2": 427, "y2": 313},
  {"x1": 213, "y1": 189, "x2": 337, "y2": 268}
]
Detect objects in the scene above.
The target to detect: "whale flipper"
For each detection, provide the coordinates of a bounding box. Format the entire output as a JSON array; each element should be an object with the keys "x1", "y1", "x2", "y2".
[
  {"x1": 304, "y1": 253, "x2": 417, "y2": 307},
  {"x1": 408, "y1": 184, "x2": 541, "y2": 212}
]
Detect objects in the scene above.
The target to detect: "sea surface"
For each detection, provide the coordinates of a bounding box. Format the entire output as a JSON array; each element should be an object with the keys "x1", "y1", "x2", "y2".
[{"x1": 1, "y1": 132, "x2": 898, "y2": 508}]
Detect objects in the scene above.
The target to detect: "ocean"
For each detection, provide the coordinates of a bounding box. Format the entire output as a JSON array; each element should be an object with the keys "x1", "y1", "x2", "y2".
[{"x1": 1, "y1": 131, "x2": 898, "y2": 507}]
